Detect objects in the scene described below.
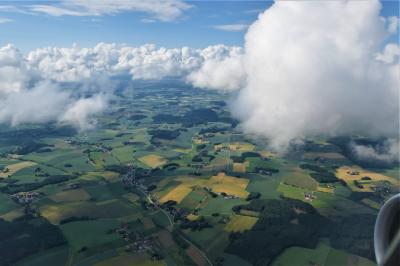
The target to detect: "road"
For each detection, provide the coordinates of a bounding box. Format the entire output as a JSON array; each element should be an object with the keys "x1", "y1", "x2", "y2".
[{"x1": 136, "y1": 187, "x2": 214, "y2": 266}]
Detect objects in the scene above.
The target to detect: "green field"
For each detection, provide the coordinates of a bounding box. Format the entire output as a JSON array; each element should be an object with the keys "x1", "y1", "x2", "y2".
[
  {"x1": 273, "y1": 240, "x2": 376, "y2": 266},
  {"x1": 60, "y1": 219, "x2": 121, "y2": 251},
  {"x1": 0, "y1": 84, "x2": 395, "y2": 266}
]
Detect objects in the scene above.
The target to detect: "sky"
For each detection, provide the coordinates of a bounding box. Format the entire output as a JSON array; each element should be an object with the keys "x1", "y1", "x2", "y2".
[
  {"x1": 0, "y1": 1, "x2": 272, "y2": 52},
  {"x1": 0, "y1": 1, "x2": 397, "y2": 52},
  {"x1": 0, "y1": 0, "x2": 399, "y2": 159}
]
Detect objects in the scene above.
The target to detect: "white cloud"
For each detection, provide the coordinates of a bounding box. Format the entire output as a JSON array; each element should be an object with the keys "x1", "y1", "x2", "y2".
[
  {"x1": 387, "y1": 16, "x2": 399, "y2": 33},
  {"x1": 0, "y1": 82, "x2": 71, "y2": 126},
  {"x1": 376, "y1": 43, "x2": 400, "y2": 63},
  {"x1": 187, "y1": 46, "x2": 245, "y2": 91},
  {"x1": 24, "y1": 42, "x2": 241, "y2": 83},
  {"x1": 0, "y1": 42, "x2": 240, "y2": 130},
  {"x1": 0, "y1": 17, "x2": 12, "y2": 24},
  {"x1": 29, "y1": 0, "x2": 192, "y2": 21},
  {"x1": 213, "y1": 23, "x2": 249, "y2": 32},
  {"x1": 227, "y1": 0, "x2": 399, "y2": 151},
  {"x1": 0, "y1": 45, "x2": 110, "y2": 130},
  {"x1": 60, "y1": 94, "x2": 108, "y2": 131},
  {"x1": 0, "y1": 44, "x2": 33, "y2": 95},
  {"x1": 351, "y1": 139, "x2": 399, "y2": 164},
  {"x1": 1, "y1": 0, "x2": 397, "y2": 145}
]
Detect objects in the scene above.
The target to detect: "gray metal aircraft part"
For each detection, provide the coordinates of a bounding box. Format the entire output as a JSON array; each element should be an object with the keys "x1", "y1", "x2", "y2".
[{"x1": 374, "y1": 193, "x2": 400, "y2": 266}]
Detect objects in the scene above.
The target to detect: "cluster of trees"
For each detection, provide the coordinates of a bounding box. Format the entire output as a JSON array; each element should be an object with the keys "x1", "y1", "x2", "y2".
[
  {"x1": 0, "y1": 175, "x2": 75, "y2": 194},
  {"x1": 59, "y1": 216, "x2": 96, "y2": 225},
  {"x1": 226, "y1": 198, "x2": 376, "y2": 265},
  {"x1": 162, "y1": 163, "x2": 180, "y2": 171},
  {"x1": 246, "y1": 192, "x2": 261, "y2": 201},
  {"x1": 128, "y1": 114, "x2": 147, "y2": 121},
  {"x1": 148, "y1": 129, "x2": 181, "y2": 145},
  {"x1": 300, "y1": 163, "x2": 339, "y2": 183},
  {"x1": 199, "y1": 126, "x2": 229, "y2": 134},
  {"x1": 0, "y1": 218, "x2": 66, "y2": 265},
  {"x1": 231, "y1": 152, "x2": 261, "y2": 163},
  {"x1": 12, "y1": 141, "x2": 53, "y2": 155},
  {"x1": 180, "y1": 216, "x2": 213, "y2": 231},
  {"x1": 152, "y1": 108, "x2": 237, "y2": 127}
]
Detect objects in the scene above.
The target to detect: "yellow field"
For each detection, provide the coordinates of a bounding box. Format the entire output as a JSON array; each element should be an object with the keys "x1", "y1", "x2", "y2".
[
  {"x1": 175, "y1": 172, "x2": 250, "y2": 198},
  {"x1": 0, "y1": 161, "x2": 37, "y2": 178},
  {"x1": 186, "y1": 214, "x2": 199, "y2": 221},
  {"x1": 210, "y1": 173, "x2": 249, "y2": 198},
  {"x1": 361, "y1": 198, "x2": 382, "y2": 209},
  {"x1": 139, "y1": 154, "x2": 166, "y2": 168},
  {"x1": 122, "y1": 192, "x2": 140, "y2": 203},
  {"x1": 260, "y1": 150, "x2": 276, "y2": 158},
  {"x1": 229, "y1": 142, "x2": 255, "y2": 151},
  {"x1": 173, "y1": 148, "x2": 192, "y2": 154},
  {"x1": 317, "y1": 186, "x2": 334, "y2": 194},
  {"x1": 336, "y1": 166, "x2": 398, "y2": 192},
  {"x1": 193, "y1": 138, "x2": 209, "y2": 145},
  {"x1": 224, "y1": 214, "x2": 258, "y2": 232},
  {"x1": 0, "y1": 208, "x2": 24, "y2": 221},
  {"x1": 233, "y1": 162, "x2": 248, "y2": 173},
  {"x1": 49, "y1": 188, "x2": 91, "y2": 203},
  {"x1": 159, "y1": 183, "x2": 193, "y2": 203},
  {"x1": 102, "y1": 171, "x2": 120, "y2": 182},
  {"x1": 79, "y1": 172, "x2": 102, "y2": 181}
]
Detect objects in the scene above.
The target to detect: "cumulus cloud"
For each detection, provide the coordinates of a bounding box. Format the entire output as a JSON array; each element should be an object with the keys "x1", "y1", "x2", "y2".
[
  {"x1": 387, "y1": 16, "x2": 399, "y2": 33},
  {"x1": 0, "y1": 42, "x2": 240, "y2": 130},
  {"x1": 351, "y1": 139, "x2": 399, "y2": 164},
  {"x1": 226, "y1": 0, "x2": 400, "y2": 151},
  {"x1": 24, "y1": 42, "x2": 241, "y2": 82},
  {"x1": 376, "y1": 43, "x2": 400, "y2": 63},
  {"x1": 0, "y1": 44, "x2": 33, "y2": 95},
  {"x1": 29, "y1": 0, "x2": 191, "y2": 22},
  {"x1": 213, "y1": 23, "x2": 249, "y2": 32},
  {"x1": 60, "y1": 94, "x2": 107, "y2": 131},
  {"x1": 187, "y1": 46, "x2": 245, "y2": 91},
  {"x1": 0, "y1": 82, "x2": 70, "y2": 126},
  {"x1": 0, "y1": 45, "x2": 108, "y2": 130}
]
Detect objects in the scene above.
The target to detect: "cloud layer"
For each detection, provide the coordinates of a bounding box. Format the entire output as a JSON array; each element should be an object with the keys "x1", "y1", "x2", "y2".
[
  {"x1": 0, "y1": 43, "x2": 240, "y2": 130},
  {"x1": 0, "y1": 0, "x2": 398, "y2": 153},
  {"x1": 228, "y1": 0, "x2": 399, "y2": 151}
]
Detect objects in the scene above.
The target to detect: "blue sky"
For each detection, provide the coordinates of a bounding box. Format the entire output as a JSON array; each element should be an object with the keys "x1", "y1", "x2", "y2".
[{"x1": 0, "y1": 1, "x2": 398, "y2": 52}]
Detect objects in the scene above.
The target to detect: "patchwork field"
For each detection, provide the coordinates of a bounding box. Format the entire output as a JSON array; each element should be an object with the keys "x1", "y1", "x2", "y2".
[
  {"x1": 139, "y1": 154, "x2": 167, "y2": 168},
  {"x1": 0, "y1": 161, "x2": 37, "y2": 178},
  {"x1": 95, "y1": 253, "x2": 165, "y2": 266},
  {"x1": 40, "y1": 199, "x2": 138, "y2": 224},
  {"x1": 122, "y1": 192, "x2": 140, "y2": 203},
  {"x1": 175, "y1": 172, "x2": 250, "y2": 199},
  {"x1": 159, "y1": 183, "x2": 193, "y2": 203},
  {"x1": 0, "y1": 84, "x2": 395, "y2": 266},
  {"x1": 49, "y1": 188, "x2": 91, "y2": 202},
  {"x1": 272, "y1": 240, "x2": 375, "y2": 266},
  {"x1": 232, "y1": 162, "x2": 248, "y2": 173},
  {"x1": 229, "y1": 142, "x2": 255, "y2": 151},
  {"x1": 283, "y1": 169, "x2": 318, "y2": 190},
  {"x1": 224, "y1": 214, "x2": 258, "y2": 232},
  {"x1": 336, "y1": 166, "x2": 397, "y2": 192},
  {"x1": 60, "y1": 219, "x2": 121, "y2": 251}
]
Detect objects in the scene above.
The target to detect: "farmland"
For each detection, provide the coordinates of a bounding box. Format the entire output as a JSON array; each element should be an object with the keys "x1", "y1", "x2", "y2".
[{"x1": 0, "y1": 82, "x2": 397, "y2": 266}]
